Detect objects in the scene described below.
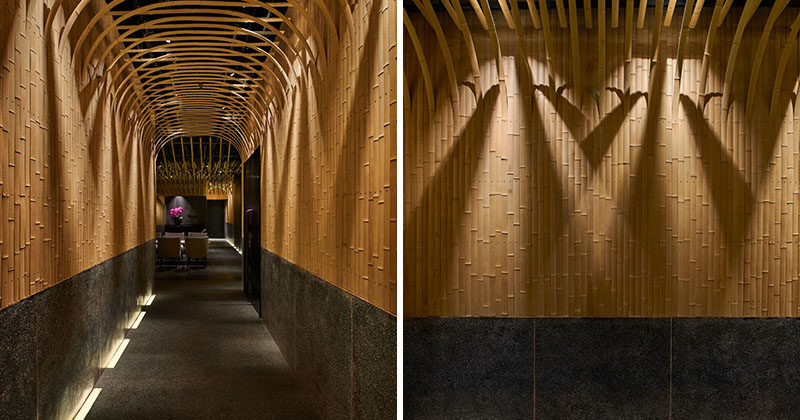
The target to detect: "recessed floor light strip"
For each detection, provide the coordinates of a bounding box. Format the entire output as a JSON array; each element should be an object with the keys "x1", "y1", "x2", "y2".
[
  {"x1": 131, "y1": 312, "x2": 146, "y2": 329},
  {"x1": 144, "y1": 294, "x2": 156, "y2": 306},
  {"x1": 106, "y1": 339, "x2": 130, "y2": 369},
  {"x1": 126, "y1": 311, "x2": 140, "y2": 329},
  {"x1": 73, "y1": 388, "x2": 102, "y2": 420}
]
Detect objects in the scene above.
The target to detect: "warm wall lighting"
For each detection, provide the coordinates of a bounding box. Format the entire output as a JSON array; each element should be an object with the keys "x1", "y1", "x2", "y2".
[
  {"x1": 106, "y1": 339, "x2": 130, "y2": 368},
  {"x1": 131, "y1": 312, "x2": 146, "y2": 329},
  {"x1": 73, "y1": 388, "x2": 102, "y2": 420},
  {"x1": 144, "y1": 294, "x2": 156, "y2": 306}
]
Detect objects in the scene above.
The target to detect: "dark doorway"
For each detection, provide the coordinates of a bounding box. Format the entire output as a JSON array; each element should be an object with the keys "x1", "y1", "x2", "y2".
[
  {"x1": 207, "y1": 200, "x2": 226, "y2": 238},
  {"x1": 243, "y1": 148, "x2": 261, "y2": 316}
]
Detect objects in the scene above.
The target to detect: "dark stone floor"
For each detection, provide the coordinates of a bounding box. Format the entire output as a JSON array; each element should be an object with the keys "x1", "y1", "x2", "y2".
[{"x1": 87, "y1": 239, "x2": 319, "y2": 420}]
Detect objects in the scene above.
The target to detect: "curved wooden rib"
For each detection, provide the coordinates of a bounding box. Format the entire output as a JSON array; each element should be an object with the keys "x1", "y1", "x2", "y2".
[
  {"x1": 664, "y1": 0, "x2": 678, "y2": 26},
  {"x1": 44, "y1": 0, "x2": 65, "y2": 34},
  {"x1": 68, "y1": 0, "x2": 322, "y2": 73},
  {"x1": 441, "y1": 0, "x2": 483, "y2": 97},
  {"x1": 114, "y1": 58, "x2": 278, "y2": 122},
  {"x1": 539, "y1": 0, "x2": 557, "y2": 81},
  {"x1": 467, "y1": 0, "x2": 489, "y2": 31},
  {"x1": 718, "y1": 0, "x2": 736, "y2": 26},
  {"x1": 650, "y1": 0, "x2": 664, "y2": 61},
  {"x1": 720, "y1": 0, "x2": 762, "y2": 119},
  {"x1": 498, "y1": 0, "x2": 516, "y2": 30},
  {"x1": 697, "y1": 0, "x2": 725, "y2": 105},
  {"x1": 412, "y1": 0, "x2": 459, "y2": 107},
  {"x1": 584, "y1": 0, "x2": 593, "y2": 29},
  {"x1": 568, "y1": 0, "x2": 582, "y2": 100},
  {"x1": 769, "y1": 11, "x2": 800, "y2": 118},
  {"x1": 49, "y1": 0, "x2": 352, "y2": 160},
  {"x1": 104, "y1": 38, "x2": 289, "y2": 97},
  {"x1": 337, "y1": 0, "x2": 356, "y2": 39},
  {"x1": 637, "y1": 0, "x2": 647, "y2": 29},
  {"x1": 76, "y1": 2, "x2": 314, "y2": 77},
  {"x1": 404, "y1": 10, "x2": 435, "y2": 114},
  {"x1": 672, "y1": 0, "x2": 697, "y2": 121},
  {"x1": 598, "y1": 0, "x2": 606, "y2": 112},
  {"x1": 525, "y1": 0, "x2": 542, "y2": 29},
  {"x1": 745, "y1": 0, "x2": 790, "y2": 120},
  {"x1": 479, "y1": 0, "x2": 506, "y2": 89},
  {"x1": 509, "y1": 0, "x2": 535, "y2": 92},
  {"x1": 554, "y1": 0, "x2": 568, "y2": 28},
  {"x1": 689, "y1": 0, "x2": 706, "y2": 28},
  {"x1": 94, "y1": 20, "x2": 297, "y2": 82},
  {"x1": 624, "y1": 0, "x2": 634, "y2": 92}
]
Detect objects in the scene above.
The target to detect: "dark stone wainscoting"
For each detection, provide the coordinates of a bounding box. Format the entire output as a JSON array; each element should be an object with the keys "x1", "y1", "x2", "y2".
[
  {"x1": 261, "y1": 248, "x2": 396, "y2": 419},
  {"x1": 0, "y1": 240, "x2": 155, "y2": 420},
  {"x1": 405, "y1": 317, "x2": 800, "y2": 420}
]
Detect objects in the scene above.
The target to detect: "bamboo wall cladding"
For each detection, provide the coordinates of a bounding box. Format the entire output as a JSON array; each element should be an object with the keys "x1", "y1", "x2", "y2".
[
  {"x1": 0, "y1": 0, "x2": 155, "y2": 310},
  {"x1": 226, "y1": 174, "x2": 241, "y2": 226},
  {"x1": 405, "y1": 4, "x2": 800, "y2": 318},
  {"x1": 259, "y1": 0, "x2": 397, "y2": 313}
]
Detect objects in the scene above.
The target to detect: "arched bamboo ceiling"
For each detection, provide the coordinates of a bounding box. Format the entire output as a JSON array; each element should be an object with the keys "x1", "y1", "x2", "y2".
[
  {"x1": 52, "y1": 0, "x2": 344, "y2": 159},
  {"x1": 404, "y1": 0, "x2": 798, "y2": 122}
]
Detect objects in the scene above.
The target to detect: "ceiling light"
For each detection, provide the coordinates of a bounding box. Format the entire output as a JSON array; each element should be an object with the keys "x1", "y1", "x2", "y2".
[{"x1": 165, "y1": 39, "x2": 171, "y2": 44}]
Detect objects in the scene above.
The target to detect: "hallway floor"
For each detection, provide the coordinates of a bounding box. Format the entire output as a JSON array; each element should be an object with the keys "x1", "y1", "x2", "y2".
[{"x1": 87, "y1": 239, "x2": 319, "y2": 419}]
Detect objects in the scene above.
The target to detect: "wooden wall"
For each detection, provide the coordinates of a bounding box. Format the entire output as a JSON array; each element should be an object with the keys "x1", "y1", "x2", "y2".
[
  {"x1": 0, "y1": 0, "x2": 155, "y2": 310},
  {"x1": 155, "y1": 196, "x2": 165, "y2": 226},
  {"x1": 405, "y1": 6, "x2": 800, "y2": 317},
  {"x1": 259, "y1": 0, "x2": 397, "y2": 314},
  {"x1": 225, "y1": 174, "x2": 241, "y2": 225}
]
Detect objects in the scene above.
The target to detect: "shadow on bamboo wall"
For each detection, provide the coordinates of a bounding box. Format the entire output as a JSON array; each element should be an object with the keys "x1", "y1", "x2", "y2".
[
  {"x1": 259, "y1": 0, "x2": 397, "y2": 314},
  {"x1": 404, "y1": 5, "x2": 800, "y2": 317},
  {"x1": 0, "y1": 0, "x2": 155, "y2": 310}
]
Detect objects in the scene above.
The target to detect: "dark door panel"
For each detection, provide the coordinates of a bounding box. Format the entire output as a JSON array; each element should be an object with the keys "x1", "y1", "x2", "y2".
[
  {"x1": 243, "y1": 149, "x2": 261, "y2": 316},
  {"x1": 207, "y1": 199, "x2": 226, "y2": 238}
]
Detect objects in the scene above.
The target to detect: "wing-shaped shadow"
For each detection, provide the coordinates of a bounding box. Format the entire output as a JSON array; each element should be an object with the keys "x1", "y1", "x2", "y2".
[
  {"x1": 332, "y1": 0, "x2": 381, "y2": 267},
  {"x1": 580, "y1": 92, "x2": 646, "y2": 170},
  {"x1": 518, "y1": 61, "x2": 569, "y2": 315},
  {"x1": 272, "y1": 87, "x2": 299, "y2": 251},
  {"x1": 404, "y1": 85, "x2": 500, "y2": 315},
  {"x1": 623, "y1": 59, "x2": 671, "y2": 315},
  {"x1": 681, "y1": 95, "x2": 754, "y2": 252},
  {"x1": 534, "y1": 81, "x2": 586, "y2": 140}
]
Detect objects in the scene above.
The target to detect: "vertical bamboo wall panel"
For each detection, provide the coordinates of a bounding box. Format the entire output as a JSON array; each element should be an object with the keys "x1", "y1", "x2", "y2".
[
  {"x1": 156, "y1": 196, "x2": 165, "y2": 226},
  {"x1": 0, "y1": 0, "x2": 155, "y2": 310},
  {"x1": 225, "y1": 174, "x2": 241, "y2": 225},
  {"x1": 259, "y1": 0, "x2": 397, "y2": 314},
  {"x1": 405, "y1": 6, "x2": 800, "y2": 317}
]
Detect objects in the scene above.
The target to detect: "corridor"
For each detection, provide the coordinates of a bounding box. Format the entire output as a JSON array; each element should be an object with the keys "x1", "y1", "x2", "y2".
[{"x1": 86, "y1": 240, "x2": 318, "y2": 419}]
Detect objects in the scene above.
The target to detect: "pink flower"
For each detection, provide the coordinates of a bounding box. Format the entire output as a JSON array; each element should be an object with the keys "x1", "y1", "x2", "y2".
[{"x1": 170, "y1": 207, "x2": 183, "y2": 217}]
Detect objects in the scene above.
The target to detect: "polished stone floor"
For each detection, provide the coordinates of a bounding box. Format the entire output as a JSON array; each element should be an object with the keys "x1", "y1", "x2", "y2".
[{"x1": 87, "y1": 239, "x2": 319, "y2": 419}]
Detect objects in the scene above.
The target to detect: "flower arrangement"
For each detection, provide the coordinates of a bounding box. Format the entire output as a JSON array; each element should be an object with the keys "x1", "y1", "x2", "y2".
[{"x1": 170, "y1": 207, "x2": 184, "y2": 225}]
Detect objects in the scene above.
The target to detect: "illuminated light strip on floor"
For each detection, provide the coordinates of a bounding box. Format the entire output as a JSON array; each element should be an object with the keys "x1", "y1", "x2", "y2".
[
  {"x1": 73, "y1": 388, "x2": 102, "y2": 420},
  {"x1": 131, "y1": 312, "x2": 146, "y2": 329},
  {"x1": 126, "y1": 312, "x2": 140, "y2": 329},
  {"x1": 106, "y1": 339, "x2": 130, "y2": 369},
  {"x1": 144, "y1": 294, "x2": 156, "y2": 306}
]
